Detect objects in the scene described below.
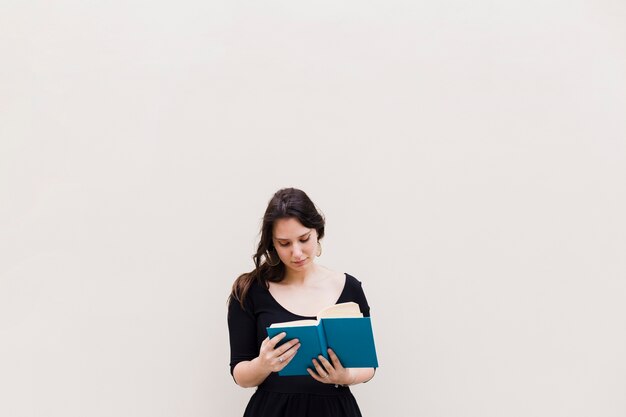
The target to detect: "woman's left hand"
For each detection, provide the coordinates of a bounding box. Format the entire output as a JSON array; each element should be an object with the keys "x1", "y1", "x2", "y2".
[{"x1": 307, "y1": 348, "x2": 355, "y2": 386}]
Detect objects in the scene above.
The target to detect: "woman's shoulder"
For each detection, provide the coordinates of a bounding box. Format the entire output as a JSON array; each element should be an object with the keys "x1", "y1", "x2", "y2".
[
  {"x1": 229, "y1": 271, "x2": 267, "y2": 309},
  {"x1": 337, "y1": 272, "x2": 371, "y2": 315},
  {"x1": 343, "y1": 272, "x2": 363, "y2": 287},
  {"x1": 339, "y1": 273, "x2": 367, "y2": 298}
]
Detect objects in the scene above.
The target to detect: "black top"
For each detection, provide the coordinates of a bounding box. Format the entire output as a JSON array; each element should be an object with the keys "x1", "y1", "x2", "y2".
[{"x1": 228, "y1": 273, "x2": 371, "y2": 396}]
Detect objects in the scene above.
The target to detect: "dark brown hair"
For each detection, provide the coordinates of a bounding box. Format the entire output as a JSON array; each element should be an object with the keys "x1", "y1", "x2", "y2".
[{"x1": 229, "y1": 188, "x2": 325, "y2": 308}]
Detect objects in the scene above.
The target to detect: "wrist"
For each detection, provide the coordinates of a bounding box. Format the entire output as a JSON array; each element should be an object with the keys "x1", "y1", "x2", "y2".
[
  {"x1": 252, "y1": 356, "x2": 271, "y2": 375},
  {"x1": 350, "y1": 370, "x2": 358, "y2": 385},
  {"x1": 342, "y1": 369, "x2": 357, "y2": 386}
]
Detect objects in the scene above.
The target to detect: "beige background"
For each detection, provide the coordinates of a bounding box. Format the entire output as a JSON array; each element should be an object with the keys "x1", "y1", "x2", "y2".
[{"x1": 2, "y1": 1, "x2": 625, "y2": 416}]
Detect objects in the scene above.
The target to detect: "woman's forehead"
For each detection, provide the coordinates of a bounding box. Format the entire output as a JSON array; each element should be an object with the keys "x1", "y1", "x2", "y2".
[{"x1": 272, "y1": 218, "x2": 313, "y2": 239}]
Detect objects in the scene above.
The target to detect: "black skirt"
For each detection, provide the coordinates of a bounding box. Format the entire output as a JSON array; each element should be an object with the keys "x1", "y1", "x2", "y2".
[{"x1": 243, "y1": 388, "x2": 363, "y2": 417}]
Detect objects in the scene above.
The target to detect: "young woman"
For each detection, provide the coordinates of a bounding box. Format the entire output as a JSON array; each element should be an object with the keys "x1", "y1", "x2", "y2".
[{"x1": 228, "y1": 188, "x2": 375, "y2": 417}]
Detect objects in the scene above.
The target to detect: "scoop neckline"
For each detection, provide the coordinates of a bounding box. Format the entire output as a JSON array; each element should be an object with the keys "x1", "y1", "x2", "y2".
[{"x1": 265, "y1": 272, "x2": 349, "y2": 319}]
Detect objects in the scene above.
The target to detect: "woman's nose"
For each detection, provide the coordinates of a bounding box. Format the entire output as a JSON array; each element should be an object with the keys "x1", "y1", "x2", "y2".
[{"x1": 292, "y1": 243, "x2": 303, "y2": 257}]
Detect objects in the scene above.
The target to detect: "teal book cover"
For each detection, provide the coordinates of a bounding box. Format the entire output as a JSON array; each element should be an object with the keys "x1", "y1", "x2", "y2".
[{"x1": 266, "y1": 316, "x2": 378, "y2": 376}]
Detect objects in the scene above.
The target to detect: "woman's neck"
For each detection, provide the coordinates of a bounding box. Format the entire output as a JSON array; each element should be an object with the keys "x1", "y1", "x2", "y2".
[{"x1": 282, "y1": 263, "x2": 324, "y2": 286}]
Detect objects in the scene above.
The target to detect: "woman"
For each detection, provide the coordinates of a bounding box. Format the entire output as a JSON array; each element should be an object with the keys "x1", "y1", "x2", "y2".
[{"x1": 228, "y1": 188, "x2": 376, "y2": 417}]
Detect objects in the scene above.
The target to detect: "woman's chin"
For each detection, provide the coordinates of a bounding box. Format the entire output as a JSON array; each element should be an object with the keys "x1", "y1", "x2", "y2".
[{"x1": 289, "y1": 258, "x2": 313, "y2": 270}]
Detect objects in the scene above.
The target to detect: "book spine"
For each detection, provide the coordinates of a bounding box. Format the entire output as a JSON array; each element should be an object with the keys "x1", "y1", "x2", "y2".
[{"x1": 317, "y1": 321, "x2": 329, "y2": 360}]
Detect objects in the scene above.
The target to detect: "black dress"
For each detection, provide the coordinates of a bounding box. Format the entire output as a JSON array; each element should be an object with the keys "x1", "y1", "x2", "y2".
[{"x1": 228, "y1": 273, "x2": 372, "y2": 417}]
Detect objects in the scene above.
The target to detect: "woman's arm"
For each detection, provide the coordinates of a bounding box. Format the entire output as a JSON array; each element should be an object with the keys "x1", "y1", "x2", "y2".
[
  {"x1": 232, "y1": 358, "x2": 271, "y2": 388},
  {"x1": 346, "y1": 367, "x2": 376, "y2": 385},
  {"x1": 233, "y1": 333, "x2": 301, "y2": 388}
]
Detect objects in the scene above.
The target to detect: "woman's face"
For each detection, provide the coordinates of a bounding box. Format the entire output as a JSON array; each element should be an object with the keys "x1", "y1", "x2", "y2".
[{"x1": 272, "y1": 217, "x2": 319, "y2": 272}]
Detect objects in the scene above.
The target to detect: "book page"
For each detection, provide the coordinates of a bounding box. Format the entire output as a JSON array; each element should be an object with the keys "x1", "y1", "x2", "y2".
[
  {"x1": 269, "y1": 319, "x2": 319, "y2": 328},
  {"x1": 317, "y1": 302, "x2": 363, "y2": 319},
  {"x1": 269, "y1": 302, "x2": 363, "y2": 328}
]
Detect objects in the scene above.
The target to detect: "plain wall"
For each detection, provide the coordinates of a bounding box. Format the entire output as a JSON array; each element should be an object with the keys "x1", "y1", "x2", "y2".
[{"x1": 1, "y1": 1, "x2": 625, "y2": 416}]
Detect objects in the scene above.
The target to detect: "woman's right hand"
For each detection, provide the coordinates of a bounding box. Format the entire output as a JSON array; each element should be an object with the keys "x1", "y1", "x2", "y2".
[{"x1": 258, "y1": 332, "x2": 301, "y2": 373}]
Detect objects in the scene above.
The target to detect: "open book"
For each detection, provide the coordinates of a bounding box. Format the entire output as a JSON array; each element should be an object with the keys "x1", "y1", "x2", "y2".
[{"x1": 266, "y1": 302, "x2": 379, "y2": 376}]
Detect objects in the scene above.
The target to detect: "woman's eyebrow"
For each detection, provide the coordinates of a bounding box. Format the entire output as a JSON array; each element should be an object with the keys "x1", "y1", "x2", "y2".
[{"x1": 274, "y1": 231, "x2": 311, "y2": 241}]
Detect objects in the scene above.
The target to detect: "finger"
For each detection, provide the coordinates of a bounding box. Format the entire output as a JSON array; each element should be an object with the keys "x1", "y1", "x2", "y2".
[
  {"x1": 260, "y1": 337, "x2": 270, "y2": 348},
  {"x1": 276, "y1": 338, "x2": 300, "y2": 355},
  {"x1": 307, "y1": 367, "x2": 325, "y2": 382},
  {"x1": 312, "y1": 358, "x2": 329, "y2": 378},
  {"x1": 278, "y1": 342, "x2": 301, "y2": 360},
  {"x1": 327, "y1": 348, "x2": 344, "y2": 369},
  {"x1": 277, "y1": 343, "x2": 301, "y2": 367},
  {"x1": 267, "y1": 332, "x2": 287, "y2": 348},
  {"x1": 316, "y1": 355, "x2": 335, "y2": 374}
]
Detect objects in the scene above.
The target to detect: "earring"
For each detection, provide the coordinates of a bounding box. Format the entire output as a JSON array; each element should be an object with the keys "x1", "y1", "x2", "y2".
[
  {"x1": 317, "y1": 242, "x2": 322, "y2": 257},
  {"x1": 265, "y1": 249, "x2": 281, "y2": 267}
]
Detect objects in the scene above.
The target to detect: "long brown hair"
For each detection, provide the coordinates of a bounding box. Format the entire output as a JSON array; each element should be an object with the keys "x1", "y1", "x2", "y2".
[{"x1": 229, "y1": 188, "x2": 325, "y2": 308}]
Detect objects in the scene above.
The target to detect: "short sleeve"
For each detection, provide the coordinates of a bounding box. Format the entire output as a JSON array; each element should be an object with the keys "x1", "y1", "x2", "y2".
[
  {"x1": 342, "y1": 274, "x2": 371, "y2": 317},
  {"x1": 227, "y1": 295, "x2": 258, "y2": 376}
]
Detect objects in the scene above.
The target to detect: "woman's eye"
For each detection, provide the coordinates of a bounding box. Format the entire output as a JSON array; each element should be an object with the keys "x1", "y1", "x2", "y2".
[
  {"x1": 278, "y1": 242, "x2": 290, "y2": 247},
  {"x1": 300, "y1": 237, "x2": 310, "y2": 243}
]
